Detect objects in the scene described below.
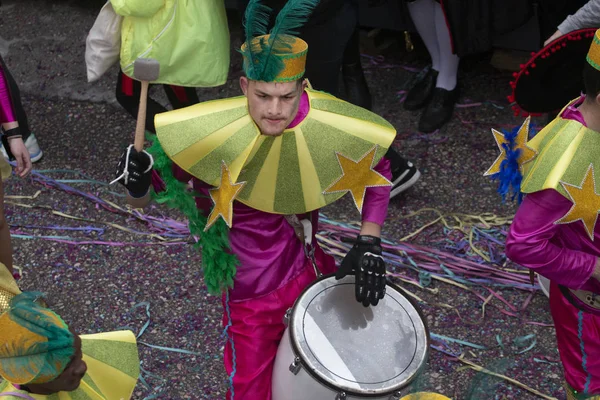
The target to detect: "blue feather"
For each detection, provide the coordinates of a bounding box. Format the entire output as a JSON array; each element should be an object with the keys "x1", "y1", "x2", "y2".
[{"x1": 490, "y1": 125, "x2": 525, "y2": 204}]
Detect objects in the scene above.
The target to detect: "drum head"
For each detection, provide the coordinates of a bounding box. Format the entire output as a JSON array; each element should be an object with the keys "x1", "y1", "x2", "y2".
[{"x1": 289, "y1": 275, "x2": 429, "y2": 396}]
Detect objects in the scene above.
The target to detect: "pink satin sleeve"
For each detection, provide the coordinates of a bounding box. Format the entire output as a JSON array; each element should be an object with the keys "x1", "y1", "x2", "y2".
[
  {"x1": 0, "y1": 65, "x2": 16, "y2": 124},
  {"x1": 361, "y1": 157, "x2": 391, "y2": 226},
  {"x1": 506, "y1": 190, "x2": 597, "y2": 290}
]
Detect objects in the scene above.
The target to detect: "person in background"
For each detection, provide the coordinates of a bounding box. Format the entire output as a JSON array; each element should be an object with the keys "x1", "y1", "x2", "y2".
[
  {"x1": 402, "y1": 0, "x2": 459, "y2": 134},
  {"x1": 0, "y1": 56, "x2": 40, "y2": 165},
  {"x1": 545, "y1": 0, "x2": 600, "y2": 46},
  {"x1": 0, "y1": 59, "x2": 34, "y2": 277},
  {"x1": 111, "y1": 0, "x2": 230, "y2": 133}
]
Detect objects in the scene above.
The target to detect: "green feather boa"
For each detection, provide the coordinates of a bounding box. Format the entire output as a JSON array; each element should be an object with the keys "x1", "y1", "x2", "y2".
[{"x1": 147, "y1": 139, "x2": 238, "y2": 295}]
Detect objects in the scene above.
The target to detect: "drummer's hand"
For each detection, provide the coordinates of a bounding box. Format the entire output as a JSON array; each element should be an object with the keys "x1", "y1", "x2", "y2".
[
  {"x1": 336, "y1": 235, "x2": 387, "y2": 307},
  {"x1": 544, "y1": 29, "x2": 563, "y2": 47},
  {"x1": 112, "y1": 144, "x2": 153, "y2": 198},
  {"x1": 7, "y1": 137, "x2": 32, "y2": 177}
]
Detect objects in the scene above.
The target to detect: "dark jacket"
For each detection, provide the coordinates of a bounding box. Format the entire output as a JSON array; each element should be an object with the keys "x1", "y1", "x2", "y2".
[{"x1": 441, "y1": 0, "x2": 534, "y2": 57}]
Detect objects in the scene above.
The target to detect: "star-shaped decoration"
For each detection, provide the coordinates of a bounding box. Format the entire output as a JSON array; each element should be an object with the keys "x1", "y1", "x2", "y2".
[
  {"x1": 205, "y1": 162, "x2": 246, "y2": 231},
  {"x1": 484, "y1": 116, "x2": 537, "y2": 176},
  {"x1": 323, "y1": 145, "x2": 391, "y2": 213},
  {"x1": 557, "y1": 164, "x2": 600, "y2": 240}
]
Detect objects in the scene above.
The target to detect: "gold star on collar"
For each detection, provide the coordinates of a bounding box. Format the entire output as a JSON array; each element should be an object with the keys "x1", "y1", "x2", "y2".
[
  {"x1": 557, "y1": 164, "x2": 600, "y2": 240},
  {"x1": 484, "y1": 116, "x2": 537, "y2": 176},
  {"x1": 323, "y1": 145, "x2": 391, "y2": 213},
  {"x1": 205, "y1": 162, "x2": 246, "y2": 231}
]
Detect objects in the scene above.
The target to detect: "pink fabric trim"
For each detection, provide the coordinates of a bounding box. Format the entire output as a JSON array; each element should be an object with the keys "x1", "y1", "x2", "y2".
[
  {"x1": 561, "y1": 95, "x2": 587, "y2": 126},
  {"x1": 0, "y1": 64, "x2": 16, "y2": 124},
  {"x1": 287, "y1": 91, "x2": 309, "y2": 129}
]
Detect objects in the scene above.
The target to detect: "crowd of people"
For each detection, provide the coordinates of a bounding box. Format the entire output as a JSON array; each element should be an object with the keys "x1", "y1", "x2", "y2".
[{"x1": 2, "y1": 0, "x2": 600, "y2": 398}]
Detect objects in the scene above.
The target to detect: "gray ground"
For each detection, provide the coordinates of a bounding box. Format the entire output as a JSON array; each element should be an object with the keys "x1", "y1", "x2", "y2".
[{"x1": 0, "y1": 1, "x2": 565, "y2": 399}]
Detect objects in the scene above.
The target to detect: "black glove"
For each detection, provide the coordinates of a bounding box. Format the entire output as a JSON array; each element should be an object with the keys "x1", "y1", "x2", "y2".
[
  {"x1": 336, "y1": 235, "x2": 387, "y2": 307},
  {"x1": 112, "y1": 145, "x2": 153, "y2": 198}
]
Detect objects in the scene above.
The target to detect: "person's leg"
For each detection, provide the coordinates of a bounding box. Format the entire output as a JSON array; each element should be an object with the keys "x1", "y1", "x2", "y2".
[
  {"x1": 163, "y1": 85, "x2": 200, "y2": 110},
  {"x1": 222, "y1": 261, "x2": 324, "y2": 400},
  {"x1": 550, "y1": 282, "x2": 600, "y2": 396},
  {"x1": 300, "y1": 1, "x2": 357, "y2": 96},
  {"x1": 115, "y1": 69, "x2": 167, "y2": 134},
  {"x1": 341, "y1": 0, "x2": 371, "y2": 110},
  {"x1": 384, "y1": 147, "x2": 420, "y2": 199},
  {"x1": 222, "y1": 301, "x2": 283, "y2": 400},
  {"x1": 407, "y1": 0, "x2": 440, "y2": 70},
  {"x1": 432, "y1": 2, "x2": 459, "y2": 92},
  {"x1": 403, "y1": 0, "x2": 440, "y2": 111},
  {"x1": 417, "y1": 1, "x2": 460, "y2": 133}
]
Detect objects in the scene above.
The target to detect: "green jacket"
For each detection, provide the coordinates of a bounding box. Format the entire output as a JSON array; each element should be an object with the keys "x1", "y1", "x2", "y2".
[{"x1": 111, "y1": 0, "x2": 230, "y2": 87}]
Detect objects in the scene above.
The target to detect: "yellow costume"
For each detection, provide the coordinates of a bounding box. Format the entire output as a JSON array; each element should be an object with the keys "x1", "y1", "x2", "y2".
[
  {"x1": 0, "y1": 156, "x2": 10, "y2": 182},
  {"x1": 155, "y1": 88, "x2": 395, "y2": 215},
  {"x1": 0, "y1": 263, "x2": 139, "y2": 399}
]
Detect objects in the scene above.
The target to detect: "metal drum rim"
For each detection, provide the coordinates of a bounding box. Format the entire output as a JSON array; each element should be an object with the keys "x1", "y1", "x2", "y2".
[{"x1": 287, "y1": 273, "x2": 431, "y2": 397}]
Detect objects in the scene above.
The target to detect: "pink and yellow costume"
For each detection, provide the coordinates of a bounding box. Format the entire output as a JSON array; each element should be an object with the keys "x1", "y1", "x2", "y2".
[
  {"x1": 489, "y1": 31, "x2": 600, "y2": 396},
  {"x1": 149, "y1": 1, "x2": 396, "y2": 397},
  {"x1": 505, "y1": 95, "x2": 600, "y2": 398},
  {"x1": 0, "y1": 264, "x2": 140, "y2": 399},
  {"x1": 166, "y1": 91, "x2": 391, "y2": 399}
]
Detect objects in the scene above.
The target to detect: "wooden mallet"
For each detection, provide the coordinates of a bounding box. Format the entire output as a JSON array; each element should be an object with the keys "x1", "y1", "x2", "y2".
[{"x1": 133, "y1": 58, "x2": 160, "y2": 151}]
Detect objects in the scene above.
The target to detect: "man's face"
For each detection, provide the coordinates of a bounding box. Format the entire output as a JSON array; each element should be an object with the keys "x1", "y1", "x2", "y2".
[
  {"x1": 27, "y1": 331, "x2": 87, "y2": 394},
  {"x1": 240, "y1": 77, "x2": 306, "y2": 136}
]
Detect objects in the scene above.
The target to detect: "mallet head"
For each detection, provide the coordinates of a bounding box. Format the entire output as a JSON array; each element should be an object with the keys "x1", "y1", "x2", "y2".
[{"x1": 133, "y1": 58, "x2": 160, "y2": 82}]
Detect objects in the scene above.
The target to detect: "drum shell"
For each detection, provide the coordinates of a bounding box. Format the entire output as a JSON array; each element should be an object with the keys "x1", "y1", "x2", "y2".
[
  {"x1": 272, "y1": 328, "x2": 409, "y2": 400},
  {"x1": 272, "y1": 275, "x2": 430, "y2": 400}
]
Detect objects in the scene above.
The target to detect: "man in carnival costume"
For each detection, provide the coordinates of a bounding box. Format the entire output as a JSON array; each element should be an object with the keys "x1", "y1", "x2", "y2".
[
  {"x1": 113, "y1": 0, "x2": 396, "y2": 397},
  {"x1": 488, "y1": 29, "x2": 600, "y2": 399},
  {"x1": 0, "y1": 262, "x2": 140, "y2": 399}
]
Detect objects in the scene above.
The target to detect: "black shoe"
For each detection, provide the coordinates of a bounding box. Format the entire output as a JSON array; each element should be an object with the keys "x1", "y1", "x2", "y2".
[
  {"x1": 404, "y1": 67, "x2": 439, "y2": 111},
  {"x1": 390, "y1": 158, "x2": 421, "y2": 199},
  {"x1": 343, "y1": 62, "x2": 372, "y2": 110},
  {"x1": 418, "y1": 86, "x2": 459, "y2": 133}
]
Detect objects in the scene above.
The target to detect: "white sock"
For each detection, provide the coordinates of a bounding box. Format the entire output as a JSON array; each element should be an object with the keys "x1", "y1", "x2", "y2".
[
  {"x1": 434, "y1": 1, "x2": 459, "y2": 90},
  {"x1": 408, "y1": 0, "x2": 440, "y2": 71}
]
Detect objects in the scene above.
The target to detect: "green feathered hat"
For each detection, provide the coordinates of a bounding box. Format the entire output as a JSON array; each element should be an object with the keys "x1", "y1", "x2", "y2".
[{"x1": 241, "y1": 0, "x2": 319, "y2": 82}]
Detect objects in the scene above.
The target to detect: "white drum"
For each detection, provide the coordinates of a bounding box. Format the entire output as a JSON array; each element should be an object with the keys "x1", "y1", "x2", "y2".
[{"x1": 272, "y1": 275, "x2": 430, "y2": 400}]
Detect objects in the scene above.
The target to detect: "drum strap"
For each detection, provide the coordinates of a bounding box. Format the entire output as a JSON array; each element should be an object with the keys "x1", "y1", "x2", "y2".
[{"x1": 284, "y1": 212, "x2": 322, "y2": 277}]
